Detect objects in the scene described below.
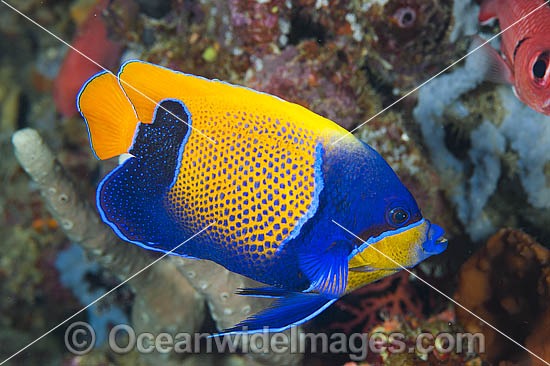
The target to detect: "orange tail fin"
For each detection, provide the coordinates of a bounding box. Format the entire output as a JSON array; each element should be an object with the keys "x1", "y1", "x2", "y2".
[{"x1": 77, "y1": 71, "x2": 139, "y2": 160}]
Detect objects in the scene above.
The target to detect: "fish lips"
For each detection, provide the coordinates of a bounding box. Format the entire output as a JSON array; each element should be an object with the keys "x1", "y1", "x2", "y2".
[{"x1": 422, "y1": 223, "x2": 447, "y2": 255}]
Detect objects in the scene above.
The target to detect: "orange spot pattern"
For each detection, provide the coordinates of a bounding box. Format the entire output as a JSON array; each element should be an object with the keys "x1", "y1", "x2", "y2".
[
  {"x1": 165, "y1": 105, "x2": 322, "y2": 261},
  {"x1": 90, "y1": 60, "x2": 353, "y2": 261}
]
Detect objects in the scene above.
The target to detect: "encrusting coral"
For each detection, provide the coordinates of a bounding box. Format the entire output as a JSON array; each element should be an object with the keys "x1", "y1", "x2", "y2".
[
  {"x1": 454, "y1": 229, "x2": 550, "y2": 365},
  {"x1": 12, "y1": 128, "x2": 302, "y2": 366},
  {"x1": 328, "y1": 309, "x2": 482, "y2": 366}
]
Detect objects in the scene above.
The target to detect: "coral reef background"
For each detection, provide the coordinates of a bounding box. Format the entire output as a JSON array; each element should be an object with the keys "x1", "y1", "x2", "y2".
[{"x1": 1, "y1": 0, "x2": 549, "y2": 365}]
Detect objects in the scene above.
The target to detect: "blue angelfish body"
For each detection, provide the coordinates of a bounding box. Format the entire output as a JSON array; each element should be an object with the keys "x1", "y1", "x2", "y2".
[{"x1": 77, "y1": 60, "x2": 448, "y2": 334}]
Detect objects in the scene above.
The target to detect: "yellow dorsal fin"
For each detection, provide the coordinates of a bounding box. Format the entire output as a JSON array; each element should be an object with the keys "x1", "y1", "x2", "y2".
[
  {"x1": 116, "y1": 60, "x2": 348, "y2": 141},
  {"x1": 78, "y1": 71, "x2": 139, "y2": 160},
  {"x1": 117, "y1": 61, "x2": 213, "y2": 125}
]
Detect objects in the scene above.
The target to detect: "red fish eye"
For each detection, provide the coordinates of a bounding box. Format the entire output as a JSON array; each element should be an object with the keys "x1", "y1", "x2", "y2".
[
  {"x1": 532, "y1": 52, "x2": 549, "y2": 83},
  {"x1": 388, "y1": 207, "x2": 410, "y2": 227}
]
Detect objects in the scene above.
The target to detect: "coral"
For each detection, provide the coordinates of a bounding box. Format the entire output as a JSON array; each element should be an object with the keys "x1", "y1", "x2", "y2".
[
  {"x1": 12, "y1": 128, "x2": 302, "y2": 366},
  {"x1": 0, "y1": 65, "x2": 21, "y2": 134},
  {"x1": 265, "y1": 0, "x2": 466, "y2": 92},
  {"x1": 454, "y1": 229, "x2": 550, "y2": 364},
  {"x1": 362, "y1": 0, "x2": 462, "y2": 90},
  {"x1": 248, "y1": 41, "x2": 376, "y2": 131},
  {"x1": 327, "y1": 272, "x2": 424, "y2": 335},
  {"x1": 497, "y1": 87, "x2": 550, "y2": 210},
  {"x1": 0, "y1": 327, "x2": 60, "y2": 366},
  {"x1": 0, "y1": 221, "x2": 78, "y2": 352},
  {"x1": 134, "y1": 0, "x2": 172, "y2": 19},
  {"x1": 228, "y1": 0, "x2": 290, "y2": 51},
  {"x1": 336, "y1": 309, "x2": 482, "y2": 366},
  {"x1": 55, "y1": 244, "x2": 129, "y2": 346},
  {"x1": 0, "y1": 118, "x2": 79, "y2": 361},
  {"x1": 449, "y1": 0, "x2": 479, "y2": 42},
  {"x1": 413, "y1": 35, "x2": 550, "y2": 241},
  {"x1": 525, "y1": 308, "x2": 550, "y2": 366}
]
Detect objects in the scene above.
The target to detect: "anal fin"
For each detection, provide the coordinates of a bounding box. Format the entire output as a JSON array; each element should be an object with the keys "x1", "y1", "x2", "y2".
[
  {"x1": 217, "y1": 292, "x2": 336, "y2": 335},
  {"x1": 236, "y1": 287, "x2": 292, "y2": 298}
]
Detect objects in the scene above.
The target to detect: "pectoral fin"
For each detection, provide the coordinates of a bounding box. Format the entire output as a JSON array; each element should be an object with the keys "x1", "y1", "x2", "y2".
[
  {"x1": 471, "y1": 35, "x2": 514, "y2": 85},
  {"x1": 299, "y1": 241, "x2": 349, "y2": 297}
]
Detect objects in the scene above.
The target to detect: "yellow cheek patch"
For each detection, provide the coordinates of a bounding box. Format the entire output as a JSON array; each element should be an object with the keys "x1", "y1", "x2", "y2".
[
  {"x1": 346, "y1": 269, "x2": 399, "y2": 292},
  {"x1": 345, "y1": 219, "x2": 430, "y2": 292}
]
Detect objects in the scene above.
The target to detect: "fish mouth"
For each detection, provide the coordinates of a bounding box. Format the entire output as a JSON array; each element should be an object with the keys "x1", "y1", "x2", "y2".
[{"x1": 422, "y1": 223, "x2": 447, "y2": 255}]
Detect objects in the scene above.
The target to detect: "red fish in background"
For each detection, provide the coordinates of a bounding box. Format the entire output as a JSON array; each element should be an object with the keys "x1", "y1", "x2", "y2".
[
  {"x1": 54, "y1": 0, "x2": 123, "y2": 117},
  {"x1": 477, "y1": 0, "x2": 550, "y2": 115}
]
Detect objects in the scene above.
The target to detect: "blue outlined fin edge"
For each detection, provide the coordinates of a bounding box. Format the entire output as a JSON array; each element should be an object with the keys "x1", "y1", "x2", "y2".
[{"x1": 215, "y1": 292, "x2": 337, "y2": 335}]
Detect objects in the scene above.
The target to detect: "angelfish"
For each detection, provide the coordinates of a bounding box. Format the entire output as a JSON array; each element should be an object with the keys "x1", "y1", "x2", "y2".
[
  {"x1": 477, "y1": 0, "x2": 550, "y2": 115},
  {"x1": 77, "y1": 60, "x2": 447, "y2": 334}
]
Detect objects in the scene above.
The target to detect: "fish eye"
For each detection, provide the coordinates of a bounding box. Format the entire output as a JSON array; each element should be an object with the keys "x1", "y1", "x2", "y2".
[
  {"x1": 387, "y1": 207, "x2": 410, "y2": 227},
  {"x1": 532, "y1": 52, "x2": 549, "y2": 82}
]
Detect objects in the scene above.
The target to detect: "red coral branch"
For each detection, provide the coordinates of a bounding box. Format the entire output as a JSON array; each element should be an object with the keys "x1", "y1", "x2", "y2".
[{"x1": 330, "y1": 272, "x2": 424, "y2": 334}]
